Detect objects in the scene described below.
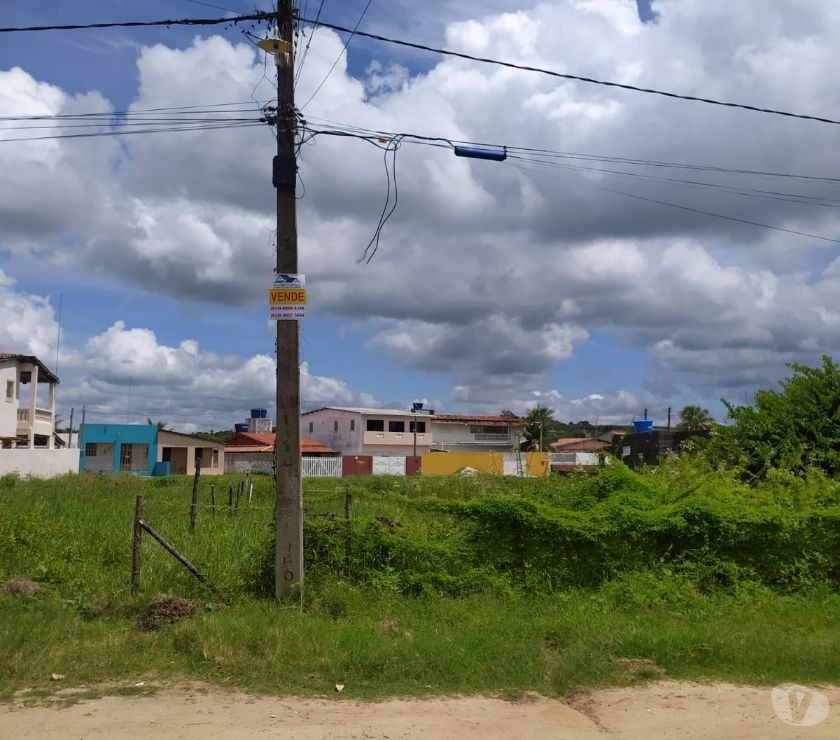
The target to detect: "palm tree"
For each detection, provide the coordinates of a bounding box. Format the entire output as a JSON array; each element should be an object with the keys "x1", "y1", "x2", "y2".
[
  {"x1": 146, "y1": 417, "x2": 170, "y2": 431},
  {"x1": 524, "y1": 404, "x2": 557, "y2": 451},
  {"x1": 678, "y1": 405, "x2": 714, "y2": 430}
]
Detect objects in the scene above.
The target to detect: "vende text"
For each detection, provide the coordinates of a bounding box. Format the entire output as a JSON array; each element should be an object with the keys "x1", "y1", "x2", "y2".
[{"x1": 269, "y1": 289, "x2": 307, "y2": 304}]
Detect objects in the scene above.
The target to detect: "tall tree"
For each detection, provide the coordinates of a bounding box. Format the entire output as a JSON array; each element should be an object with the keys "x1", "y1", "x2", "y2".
[
  {"x1": 523, "y1": 404, "x2": 559, "y2": 451},
  {"x1": 707, "y1": 355, "x2": 840, "y2": 478},
  {"x1": 678, "y1": 405, "x2": 714, "y2": 431}
]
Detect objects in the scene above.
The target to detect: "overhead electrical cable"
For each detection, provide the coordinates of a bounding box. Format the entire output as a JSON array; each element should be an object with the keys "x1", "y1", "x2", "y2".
[
  {"x1": 0, "y1": 11, "x2": 274, "y2": 33},
  {"x1": 297, "y1": 120, "x2": 840, "y2": 245},
  {"x1": 0, "y1": 121, "x2": 264, "y2": 144},
  {"x1": 506, "y1": 154, "x2": 840, "y2": 208},
  {"x1": 507, "y1": 160, "x2": 840, "y2": 245},
  {"x1": 298, "y1": 16, "x2": 840, "y2": 127},
  {"x1": 294, "y1": 0, "x2": 327, "y2": 88},
  {"x1": 3, "y1": 9, "x2": 840, "y2": 126},
  {"x1": 299, "y1": 0, "x2": 374, "y2": 111},
  {"x1": 299, "y1": 117, "x2": 840, "y2": 190}
]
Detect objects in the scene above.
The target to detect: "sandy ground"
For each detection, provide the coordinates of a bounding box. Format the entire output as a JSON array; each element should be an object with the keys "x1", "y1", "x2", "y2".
[{"x1": 2, "y1": 681, "x2": 839, "y2": 739}]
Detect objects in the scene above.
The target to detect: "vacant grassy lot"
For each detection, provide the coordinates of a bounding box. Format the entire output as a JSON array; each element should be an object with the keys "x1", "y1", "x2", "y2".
[{"x1": 2, "y1": 464, "x2": 840, "y2": 700}]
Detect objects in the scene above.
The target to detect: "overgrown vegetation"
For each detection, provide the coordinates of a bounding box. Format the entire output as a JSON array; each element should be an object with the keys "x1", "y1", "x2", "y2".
[
  {"x1": 2, "y1": 454, "x2": 840, "y2": 699},
  {"x1": 4, "y1": 359, "x2": 840, "y2": 699},
  {"x1": 705, "y1": 355, "x2": 840, "y2": 478}
]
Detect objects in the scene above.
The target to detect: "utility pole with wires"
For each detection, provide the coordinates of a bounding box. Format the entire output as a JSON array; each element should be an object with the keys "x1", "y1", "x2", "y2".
[{"x1": 260, "y1": 1, "x2": 303, "y2": 600}]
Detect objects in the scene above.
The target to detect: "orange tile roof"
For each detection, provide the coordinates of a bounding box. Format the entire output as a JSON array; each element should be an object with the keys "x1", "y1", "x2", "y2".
[{"x1": 225, "y1": 432, "x2": 337, "y2": 454}]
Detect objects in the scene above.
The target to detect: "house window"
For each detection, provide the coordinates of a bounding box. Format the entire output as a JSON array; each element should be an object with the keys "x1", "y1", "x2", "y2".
[
  {"x1": 85, "y1": 443, "x2": 96, "y2": 457},
  {"x1": 470, "y1": 425, "x2": 508, "y2": 435},
  {"x1": 388, "y1": 421, "x2": 405, "y2": 433},
  {"x1": 211, "y1": 449, "x2": 219, "y2": 468},
  {"x1": 5, "y1": 380, "x2": 13, "y2": 402},
  {"x1": 350, "y1": 419, "x2": 355, "y2": 431},
  {"x1": 309, "y1": 422, "x2": 314, "y2": 433},
  {"x1": 334, "y1": 420, "x2": 339, "y2": 432},
  {"x1": 409, "y1": 420, "x2": 426, "y2": 433},
  {"x1": 366, "y1": 419, "x2": 384, "y2": 432}
]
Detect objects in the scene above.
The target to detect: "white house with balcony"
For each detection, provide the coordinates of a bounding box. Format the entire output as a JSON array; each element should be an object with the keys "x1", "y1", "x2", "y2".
[
  {"x1": 0, "y1": 353, "x2": 78, "y2": 477},
  {"x1": 301, "y1": 407, "x2": 526, "y2": 456}
]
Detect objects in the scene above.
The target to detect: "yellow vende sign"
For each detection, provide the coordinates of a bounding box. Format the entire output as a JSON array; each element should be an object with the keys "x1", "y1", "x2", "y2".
[
  {"x1": 268, "y1": 288, "x2": 307, "y2": 305},
  {"x1": 269, "y1": 273, "x2": 306, "y2": 320}
]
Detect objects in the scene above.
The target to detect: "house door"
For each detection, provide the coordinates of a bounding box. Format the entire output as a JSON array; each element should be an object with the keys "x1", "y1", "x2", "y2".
[{"x1": 165, "y1": 447, "x2": 188, "y2": 474}]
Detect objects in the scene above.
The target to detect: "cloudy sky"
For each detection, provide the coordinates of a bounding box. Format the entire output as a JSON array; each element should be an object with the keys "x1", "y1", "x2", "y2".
[{"x1": 2, "y1": 0, "x2": 840, "y2": 431}]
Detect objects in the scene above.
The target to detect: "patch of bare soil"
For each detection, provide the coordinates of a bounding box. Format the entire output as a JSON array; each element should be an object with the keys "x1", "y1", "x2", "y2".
[
  {"x1": 2, "y1": 681, "x2": 840, "y2": 739},
  {"x1": 136, "y1": 596, "x2": 199, "y2": 631},
  {"x1": 2, "y1": 579, "x2": 40, "y2": 596}
]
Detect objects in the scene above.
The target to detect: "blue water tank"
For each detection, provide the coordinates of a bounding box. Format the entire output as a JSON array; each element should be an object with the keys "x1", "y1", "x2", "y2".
[
  {"x1": 633, "y1": 419, "x2": 654, "y2": 433},
  {"x1": 250, "y1": 408, "x2": 268, "y2": 419},
  {"x1": 235, "y1": 423, "x2": 249, "y2": 432}
]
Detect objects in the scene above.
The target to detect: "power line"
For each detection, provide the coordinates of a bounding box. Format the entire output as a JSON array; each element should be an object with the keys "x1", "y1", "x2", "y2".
[
  {"x1": 299, "y1": 116, "x2": 840, "y2": 186},
  {"x1": 0, "y1": 121, "x2": 263, "y2": 144},
  {"x1": 596, "y1": 185, "x2": 840, "y2": 244},
  {"x1": 299, "y1": 120, "x2": 840, "y2": 245},
  {"x1": 299, "y1": 16, "x2": 840, "y2": 127},
  {"x1": 507, "y1": 160, "x2": 840, "y2": 245},
  {"x1": 294, "y1": 0, "x2": 326, "y2": 88},
  {"x1": 3, "y1": 8, "x2": 839, "y2": 126},
  {"x1": 0, "y1": 11, "x2": 273, "y2": 33},
  {"x1": 506, "y1": 154, "x2": 840, "y2": 208},
  {"x1": 299, "y1": 0, "x2": 374, "y2": 111}
]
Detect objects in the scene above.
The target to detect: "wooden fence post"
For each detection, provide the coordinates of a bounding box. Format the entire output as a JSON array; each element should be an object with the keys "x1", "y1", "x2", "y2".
[
  {"x1": 190, "y1": 460, "x2": 201, "y2": 533},
  {"x1": 344, "y1": 490, "x2": 353, "y2": 574},
  {"x1": 210, "y1": 484, "x2": 216, "y2": 519},
  {"x1": 131, "y1": 495, "x2": 144, "y2": 594},
  {"x1": 228, "y1": 485, "x2": 233, "y2": 512},
  {"x1": 235, "y1": 480, "x2": 243, "y2": 512}
]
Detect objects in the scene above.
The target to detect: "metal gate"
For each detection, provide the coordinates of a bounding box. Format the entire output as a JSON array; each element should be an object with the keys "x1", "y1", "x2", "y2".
[
  {"x1": 372, "y1": 456, "x2": 406, "y2": 475},
  {"x1": 301, "y1": 456, "x2": 342, "y2": 478},
  {"x1": 503, "y1": 452, "x2": 525, "y2": 476}
]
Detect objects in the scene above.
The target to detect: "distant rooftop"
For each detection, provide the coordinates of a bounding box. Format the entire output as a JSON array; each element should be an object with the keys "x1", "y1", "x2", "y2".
[
  {"x1": 302, "y1": 407, "x2": 525, "y2": 426},
  {"x1": 302, "y1": 406, "x2": 420, "y2": 418},
  {"x1": 0, "y1": 353, "x2": 59, "y2": 383}
]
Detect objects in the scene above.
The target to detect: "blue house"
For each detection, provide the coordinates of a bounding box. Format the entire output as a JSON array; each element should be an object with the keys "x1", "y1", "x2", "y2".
[{"x1": 79, "y1": 424, "x2": 224, "y2": 476}]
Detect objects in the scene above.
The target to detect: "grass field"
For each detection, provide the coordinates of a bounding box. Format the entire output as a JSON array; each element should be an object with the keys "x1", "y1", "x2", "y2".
[{"x1": 2, "y1": 466, "x2": 840, "y2": 701}]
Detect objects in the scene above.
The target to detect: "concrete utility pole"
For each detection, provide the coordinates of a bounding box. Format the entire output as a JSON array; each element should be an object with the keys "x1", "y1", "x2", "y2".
[{"x1": 269, "y1": 0, "x2": 303, "y2": 599}]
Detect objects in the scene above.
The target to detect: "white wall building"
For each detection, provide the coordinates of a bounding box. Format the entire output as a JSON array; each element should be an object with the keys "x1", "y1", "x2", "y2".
[
  {"x1": 0, "y1": 353, "x2": 59, "y2": 449},
  {"x1": 0, "y1": 353, "x2": 79, "y2": 477},
  {"x1": 301, "y1": 407, "x2": 430, "y2": 455},
  {"x1": 301, "y1": 407, "x2": 526, "y2": 456}
]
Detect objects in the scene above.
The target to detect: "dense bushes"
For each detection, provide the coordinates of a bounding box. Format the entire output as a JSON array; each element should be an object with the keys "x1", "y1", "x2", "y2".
[
  {"x1": 704, "y1": 355, "x2": 840, "y2": 478},
  {"x1": 3, "y1": 459, "x2": 840, "y2": 603},
  {"x1": 296, "y1": 462, "x2": 840, "y2": 597}
]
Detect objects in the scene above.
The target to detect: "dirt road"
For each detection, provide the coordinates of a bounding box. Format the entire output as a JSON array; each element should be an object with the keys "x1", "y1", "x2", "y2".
[{"x1": 2, "y1": 681, "x2": 838, "y2": 739}]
